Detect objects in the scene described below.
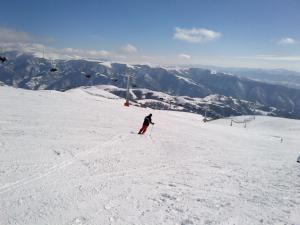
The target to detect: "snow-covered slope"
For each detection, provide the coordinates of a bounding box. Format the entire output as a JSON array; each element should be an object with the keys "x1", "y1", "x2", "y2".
[
  {"x1": 96, "y1": 85, "x2": 270, "y2": 119},
  {"x1": 0, "y1": 86, "x2": 299, "y2": 225}
]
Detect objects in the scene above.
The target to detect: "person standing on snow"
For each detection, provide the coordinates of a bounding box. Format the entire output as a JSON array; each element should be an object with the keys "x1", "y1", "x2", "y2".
[{"x1": 138, "y1": 113, "x2": 154, "y2": 134}]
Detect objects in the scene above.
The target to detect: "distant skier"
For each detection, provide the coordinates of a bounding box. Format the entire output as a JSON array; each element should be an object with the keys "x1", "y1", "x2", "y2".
[{"x1": 138, "y1": 113, "x2": 154, "y2": 134}]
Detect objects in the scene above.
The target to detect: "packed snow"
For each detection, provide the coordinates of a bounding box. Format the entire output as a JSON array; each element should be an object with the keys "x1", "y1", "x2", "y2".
[
  {"x1": 175, "y1": 75, "x2": 199, "y2": 86},
  {"x1": 99, "y1": 61, "x2": 112, "y2": 68},
  {"x1": 0, "y1": 86, "x2": 300, "y2": 225}
]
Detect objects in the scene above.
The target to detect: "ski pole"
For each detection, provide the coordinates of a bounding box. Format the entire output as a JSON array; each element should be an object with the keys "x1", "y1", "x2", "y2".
[{"x1": 149, "y1": 124, "x2": 154, "y2": 136}]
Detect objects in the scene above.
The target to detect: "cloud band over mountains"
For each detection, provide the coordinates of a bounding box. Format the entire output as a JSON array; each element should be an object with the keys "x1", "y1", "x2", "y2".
[{"x1": 174, "y1": 27, "x2": 221, "y2": 43}]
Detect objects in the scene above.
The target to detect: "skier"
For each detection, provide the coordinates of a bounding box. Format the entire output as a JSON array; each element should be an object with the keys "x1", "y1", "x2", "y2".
[{"x1": 138, "y1": 113, "x2": 154, "y2": 134}]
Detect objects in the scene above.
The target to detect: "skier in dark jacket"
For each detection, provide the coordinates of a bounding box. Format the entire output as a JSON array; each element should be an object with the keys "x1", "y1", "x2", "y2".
[{"x1": 138, "y1": 113, "x2": 154, "y2": 134}]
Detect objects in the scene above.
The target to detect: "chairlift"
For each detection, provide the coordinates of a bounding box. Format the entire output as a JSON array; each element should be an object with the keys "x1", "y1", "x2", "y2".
[
  {"x1": 50, "y1": 67, "x2": 58, "y2": 72},
  {"x1": 49, "y1": 56, "x2": 58, "y2": 73},
  {"x1": 36, "y1": 48, "x2": 56, "y2": 73},
  {"x1": 0, "y1": 56, "x2": 7, "y2": 63}
]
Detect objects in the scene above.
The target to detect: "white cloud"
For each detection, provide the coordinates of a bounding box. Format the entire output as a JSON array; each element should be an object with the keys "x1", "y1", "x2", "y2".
[
  {"x1": 0, "y1": 42, "x2": 110, "y2": 60},
  {"x1": 62, "y1": 48, "x2": 110, "y2": 58},
  {"x1": 0, "y1": 42, "x2": 43, "y2": 53},
  {"x1": 2, "y1": 42, "x2": 300, "y2": 71},
  {"x1": 54, "y1": 48, "x2": 115, "y2": 60},
  {"x1": 1, "y1": 40, "x2": 142, "y2": 63},
  {"x1": 2, "y1": 27, "x2": 299, "y2": 71},
  {"x1": 178, "y1": 54, "x2": 191, "y2": 59},
  {"x1": 277, "y1": 38, "x2": 297, "y2": 45},
  {"x1": 0, "y1": 26, "x2": 54, "y2": 44},
  {"x1": 0, "y1": 27, "x2": 34, "y2": 43},
  {"x1": 119, "y1": 44, "x2": 138, "y2": 54},
  {"x1": 174, "y1": 27, "x2": 221, "y2": 43},
  {"x1": 238, "y1": 55, "x2": 300, "y2": 61}
]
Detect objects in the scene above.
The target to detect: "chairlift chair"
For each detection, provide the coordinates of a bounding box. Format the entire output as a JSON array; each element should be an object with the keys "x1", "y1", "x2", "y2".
[
  {"x1": 50, "y1": 67, "x2": 58, "y2": 72},
  {"x1": 0, "y1": 56, "x2": 7, "y2": 63},
  {"x1": 49, "y1": 57, "x2": 58, "y2": 73}
]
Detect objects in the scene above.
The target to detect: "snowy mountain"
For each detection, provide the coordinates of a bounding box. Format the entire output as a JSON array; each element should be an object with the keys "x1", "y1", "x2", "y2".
[
  {"x1": 1, "y1": 51, "x2": 300, "y2": 119},
  {"x1": 94, "y1": 85, "x2": 276, "y2": 119},
  {"x1": 214, "y1": 67, "x2": 300, "y2": 89},
  {"x1": 0, "y1": 85, "x2": 299, "y2": 225}
]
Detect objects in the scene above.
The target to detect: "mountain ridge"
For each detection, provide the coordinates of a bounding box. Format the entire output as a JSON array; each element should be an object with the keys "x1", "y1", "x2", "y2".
[{"x1": 1, "y1": 51, "x2": 300, "y2": 119}]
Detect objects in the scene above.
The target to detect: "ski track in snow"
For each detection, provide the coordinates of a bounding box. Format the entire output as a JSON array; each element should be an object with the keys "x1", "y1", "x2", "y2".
[
  {"x1": 0, "y1": 133, "x2": 125, "y2": 194},
  {"x1": 1, "y1": 86, "x2": 300, "y2": 225},
  {"x1": 0, "y1": 134, "x2": 174, "y2": 195}
]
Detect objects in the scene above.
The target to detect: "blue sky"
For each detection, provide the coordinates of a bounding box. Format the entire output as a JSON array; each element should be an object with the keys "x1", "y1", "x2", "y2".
[{"x1": 0, "y1": 0, "x2": 300, "y2": 70}]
